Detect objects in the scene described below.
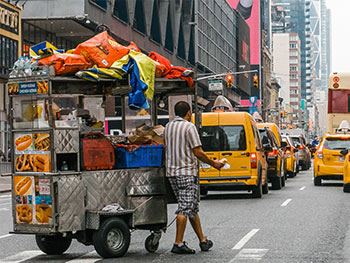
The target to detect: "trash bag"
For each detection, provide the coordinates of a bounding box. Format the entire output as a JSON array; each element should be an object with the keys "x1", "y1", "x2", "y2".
[
  {"x1": 148, "y1": 51, "x2": 194, "y2": 87},
  {"x1": 37, "y1": 53, "x2": 91, "y2": 75},
  {"x1": 74, "y1": 31, "x2": 130, "y2": 68}
]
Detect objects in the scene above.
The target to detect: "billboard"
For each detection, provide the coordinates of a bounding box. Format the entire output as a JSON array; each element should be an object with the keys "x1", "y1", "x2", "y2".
[
  {"x1": 227, "y1": 0, "x2": 260, "y2": 65},
  {"x1": 237, "y1": 13, "x2": 251, "y2": 96}
]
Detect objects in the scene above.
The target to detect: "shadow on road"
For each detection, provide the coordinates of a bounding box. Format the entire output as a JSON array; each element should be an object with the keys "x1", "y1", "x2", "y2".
[
  {"x1": 320, "y1": 182, "x2": 343, "y2": 187},
  {"x1": 201, "y1": 193, "x2": 254, "y2": 200}
]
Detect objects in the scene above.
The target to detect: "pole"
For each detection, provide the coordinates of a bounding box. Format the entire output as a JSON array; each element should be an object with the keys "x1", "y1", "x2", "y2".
[
  {"x1": 194, "y1": 65, "x2": 199, "y2": 129},
  {"x1": 197, "y1": 70, "x2": 258, "y2": 81}
]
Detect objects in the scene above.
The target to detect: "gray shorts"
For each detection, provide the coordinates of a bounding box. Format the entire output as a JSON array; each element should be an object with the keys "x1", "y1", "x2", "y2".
[{"x1": 168, "y1": 176, "x2": 199, "y2": 219}]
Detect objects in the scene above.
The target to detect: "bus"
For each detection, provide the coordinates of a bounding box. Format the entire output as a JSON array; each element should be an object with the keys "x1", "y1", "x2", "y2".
[{"x1": 328, "y1": 72, "x2": 350, "y2": 133}]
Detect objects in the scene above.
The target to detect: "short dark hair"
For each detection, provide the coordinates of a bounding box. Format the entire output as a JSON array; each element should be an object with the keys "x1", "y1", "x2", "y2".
[{"x1": 175, "y1": 101, "x2": 191, "y2": 117}]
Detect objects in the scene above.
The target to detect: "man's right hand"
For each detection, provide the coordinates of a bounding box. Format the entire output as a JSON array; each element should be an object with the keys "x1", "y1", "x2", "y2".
[{"x1": 212, "y1": 160, "x2": 225, "y2": 170}]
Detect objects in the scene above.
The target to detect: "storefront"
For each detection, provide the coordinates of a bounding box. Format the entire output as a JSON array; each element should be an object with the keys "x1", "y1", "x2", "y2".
[{"x1": 0, "y1": 0, "x2": 21, "y2": 158}]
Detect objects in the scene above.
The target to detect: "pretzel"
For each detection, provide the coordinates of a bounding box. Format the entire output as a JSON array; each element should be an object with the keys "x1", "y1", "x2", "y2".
[
  {"x1": 16, "y1": 204, "x2": 33, "y2": 222},
  {"x1": 15, "y1": 154, "x2": 26, "y2": 171},
  {"x1": 15, "y1": 154, "x2": 34, "y2": 172}
]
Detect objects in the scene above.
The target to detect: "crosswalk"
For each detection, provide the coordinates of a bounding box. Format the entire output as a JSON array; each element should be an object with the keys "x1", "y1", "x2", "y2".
[{"x1": 0, "y1": 250, "x2": 102, "y2": 263}]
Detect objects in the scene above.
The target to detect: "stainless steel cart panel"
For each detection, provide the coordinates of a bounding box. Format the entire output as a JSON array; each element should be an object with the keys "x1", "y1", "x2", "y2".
[
  {"x1": 54, "y1": 129, "x2": 79, "y2": 153},
  {"x1": 57, "y1": 175, "x2": 85, "y2": 232}
]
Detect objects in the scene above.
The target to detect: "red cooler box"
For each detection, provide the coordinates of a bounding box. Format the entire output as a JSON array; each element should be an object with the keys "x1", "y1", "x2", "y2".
[{"x1": 81, "y1": 133, "x2": 115, "y2": 170}]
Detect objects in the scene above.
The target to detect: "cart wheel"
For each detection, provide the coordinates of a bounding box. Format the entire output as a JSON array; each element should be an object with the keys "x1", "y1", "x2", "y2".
[
  {"x1": 35, "y1": 234, "x2": 72, "y2": 255},
  {"x1": 145, "y1": 234, "x2": 159, "y2": 253},
  {"x1": 92, "y1": 217, "x2": 130, "y2": 258}
]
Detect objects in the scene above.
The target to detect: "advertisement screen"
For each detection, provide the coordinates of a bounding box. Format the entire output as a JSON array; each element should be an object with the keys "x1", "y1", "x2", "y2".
[{"x1": 227, "y1": 0, "x2": 260, "y2": 65}]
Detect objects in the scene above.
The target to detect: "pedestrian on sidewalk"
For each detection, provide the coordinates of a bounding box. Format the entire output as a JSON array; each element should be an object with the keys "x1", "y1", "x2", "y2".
[{"x1": 164, "y1": 101, "x2": 224, "y2": 254}]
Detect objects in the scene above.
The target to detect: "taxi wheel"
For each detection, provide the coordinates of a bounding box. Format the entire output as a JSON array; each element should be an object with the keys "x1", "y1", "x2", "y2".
[
  {"x1": 314, "y1": 176, "x2": 322, "y2": 186},
  {"x1": 281, "y1": 175, "x2": 285, "y2": 187},
  {"x1": 343, "y1": 184, "x2": 350, "y2": 193},
  {"x1": 271, "y1": 177, "x2": 282, "y2": 190},
  {"x1": 200, "y1": 187, "x2": 208, "y2": 196},
  {"x1": 287, "y1": 171, "x2": 294, "y2": 178},
  {"x1": 252, "y1": 180, "x2": 262, "y2": 198},
  {"x1": 262, "y1": 183, "x2": 269, "y2": 195}
]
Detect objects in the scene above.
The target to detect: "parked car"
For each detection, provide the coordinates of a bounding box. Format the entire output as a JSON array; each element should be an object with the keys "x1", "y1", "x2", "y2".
[
  {"x1": 258, "y1": 126, "x2": 284, "y2": 189},
  {"x1": 290, "y1": 134, "x2": 311, "y2": 170},
  {"x1": 198, "y1": 112, "x2": 268, "y2": 198},
  {"x1": 282, "y1": 135, "x2": 298, "y2": 177},
  {"x1": 314, "y1": 133, "x2": 350, "y2": 186}
]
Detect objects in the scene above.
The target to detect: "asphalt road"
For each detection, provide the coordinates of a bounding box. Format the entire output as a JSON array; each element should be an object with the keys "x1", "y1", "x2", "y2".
[{"x1": 1, "y1": 166, "x2": 350, "y2": 262}]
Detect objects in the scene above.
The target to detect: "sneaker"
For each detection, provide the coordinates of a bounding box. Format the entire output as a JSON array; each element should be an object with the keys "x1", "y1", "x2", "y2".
[
  {"x1": 199, "y1": 238, "x2": 213, "y2": 251},
  {"x1": 171, "y1": 242, "x2": 196, "y2": 254}
]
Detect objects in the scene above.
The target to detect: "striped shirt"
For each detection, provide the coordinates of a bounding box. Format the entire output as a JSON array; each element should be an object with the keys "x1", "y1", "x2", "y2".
[{"x1": 165, "y1": 116, "x2": 202, "y2": 177}]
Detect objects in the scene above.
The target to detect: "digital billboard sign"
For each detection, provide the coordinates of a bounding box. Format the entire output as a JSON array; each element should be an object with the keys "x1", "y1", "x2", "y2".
[{"x1": 226, "y1": 0, "x2": 260, "y2": 65}]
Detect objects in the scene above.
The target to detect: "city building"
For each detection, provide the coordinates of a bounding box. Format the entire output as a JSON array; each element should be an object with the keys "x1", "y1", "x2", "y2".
[
  {"x1": 272, "y1": 33, "x2": 302, "y2": 127},
  {"x1": 320, "y1": 0, "x2": 330, "y2": 92},
  {"x1": 262, "y1": 33, "x2": 278, "y2": 123},
  {"x1": 272, "y1": 33, "x2": 290, "y2": 107},
  {"x1": 0, "y1": 0, "x2": 21, "y2": 154},
  {"x1": 272, "y1": 0, "x2": 307, "y2": 100}
]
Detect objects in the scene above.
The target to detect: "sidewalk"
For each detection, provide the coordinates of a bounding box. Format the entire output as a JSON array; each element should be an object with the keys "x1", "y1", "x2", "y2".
[{"x1": 0, "y1": 176, "x2": 11, "y2": 193}]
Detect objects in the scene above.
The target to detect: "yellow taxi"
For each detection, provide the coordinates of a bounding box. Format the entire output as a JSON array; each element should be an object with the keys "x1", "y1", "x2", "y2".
[
  {"x1": 282, "y1": 135, "x2": 298, "y2": 177},
  {"x1": 198, "y1": 111, "x2": 268, "y2": 198},
  {"x1": 342, "y1": 149, "x2": 350, "y2": 192},
  {"x1": 257, "y1": 123, "x2": 287, "y2": 188},
  {"x1": 314, "y1": 133, "x2": 350, "y2": 186}
]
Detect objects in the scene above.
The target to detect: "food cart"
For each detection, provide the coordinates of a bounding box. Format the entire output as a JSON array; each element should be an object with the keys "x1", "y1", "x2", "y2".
[{"x1": 7, "y1": 74, "x2": 197, "y2": 258}]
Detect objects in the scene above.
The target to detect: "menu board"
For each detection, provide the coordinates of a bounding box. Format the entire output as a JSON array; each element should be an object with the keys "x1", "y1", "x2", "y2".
[
  {"x1": 14, "y1": 133, "x2": 51, "y2": 172},
  {"x1": 14, "y1": 175, "x2": 53, "y2": 225},
  {"x1": 8, "y1": 81, "x2": 49, "y2": 95}
]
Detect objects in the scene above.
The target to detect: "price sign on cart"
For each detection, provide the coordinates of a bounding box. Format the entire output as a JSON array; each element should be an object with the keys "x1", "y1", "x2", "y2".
[{"x1": 39, "y1": 179, "x2": 50, "y2": 195}]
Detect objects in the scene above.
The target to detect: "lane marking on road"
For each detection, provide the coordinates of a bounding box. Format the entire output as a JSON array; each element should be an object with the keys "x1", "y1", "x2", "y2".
[
  {"x1": 230, "y1": 249, "x2": 269, "y2": 262},
  {"x1": 66, "y1": 251, "x2": 100, "y2": 262},
  {"x1": 1, "y1": 250, "x2": 43, "y2": 262},
  {"x1": 299, "y1": 186, "x2": 306, "y2": 190},
  {"x1": 232, "y1": 229, "x2": 260, "y2": 250},
  {"x1": 281, "y1": 199, "x2": 292, "y2": 207},
  {"x1": 0, "y1": 207, "x2": 9, "y2": 211},
  {"x1": 0, "y1": 234, "x2": 13, "y2": 239}
]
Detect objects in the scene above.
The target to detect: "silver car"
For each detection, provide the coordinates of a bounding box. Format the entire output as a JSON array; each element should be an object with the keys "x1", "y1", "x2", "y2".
[{"x1": 290, "y1": 135, "x2": 311, "y2": 170}]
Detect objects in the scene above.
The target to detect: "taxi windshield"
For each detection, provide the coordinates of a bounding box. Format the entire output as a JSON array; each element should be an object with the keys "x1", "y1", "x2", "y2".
[
  {"x1": 199, "y1": 125, "x2": 247, "y2": 151},
  {"x1": 323, "y1": 138, "x2": 350, "y2": 150}
]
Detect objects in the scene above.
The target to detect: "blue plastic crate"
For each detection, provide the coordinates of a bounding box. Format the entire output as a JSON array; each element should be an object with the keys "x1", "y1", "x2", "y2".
[
  {"x1": 141, "y1": 144, "x2": 164, "y2": 167},
  {"x1": 115, "y1": 144, "x2": 164, "y2": 168}
]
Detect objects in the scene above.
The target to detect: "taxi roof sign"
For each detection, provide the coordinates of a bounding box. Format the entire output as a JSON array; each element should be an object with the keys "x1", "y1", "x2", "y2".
[
  {"x1": 336, "y1": 120, "x2": 350, "y2": 133},
  {"x1": 211, "y1": 95, "x2": 234, "y2": 112}
]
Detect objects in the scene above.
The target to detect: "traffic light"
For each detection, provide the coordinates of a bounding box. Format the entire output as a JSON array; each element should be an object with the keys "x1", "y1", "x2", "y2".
[
  {"x1": 280, "y1": 110, "x2": 285, "y2": 118},
  {"x1": 333, "y1": 74, "x2": 339, "y2": 88},
  {"x1": 253, "y1": 75, "x2": 258, "y2": 88},
  {"x1": 226, "y1": 74, "x2": 233, "y2": 88}
]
